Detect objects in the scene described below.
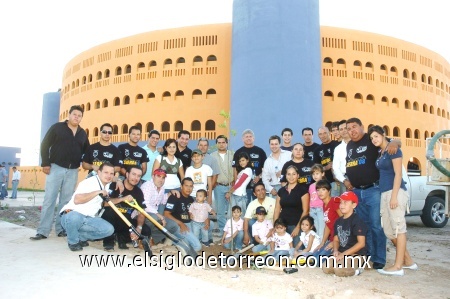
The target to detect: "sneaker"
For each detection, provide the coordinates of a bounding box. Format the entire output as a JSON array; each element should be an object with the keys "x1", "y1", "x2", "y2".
[
  {"x1": 68, "y1": 242, "x2": 83, "y2": 251},
  {"x1": 57, "y1": 231, "x2": 67, "y2": 237},
  {"x1": 104, "y1": 245, "x2": 114, "y2": 252},
  {"x1": 208, "y1": 239, "x2": 214, "y2": 246},
  {"x1": 354, "y1": 267, "x2": 364, "y2": 276},
  {"x1": 118, "y1": 243, "x2": 129, "y2": 250},
  {"x1": 202, "y1": 241, "x2": 210, "y2": 247},
  {"x1": 372, "y1": 262, "x2": 385, "y2": 270},
  {"x1": 79, "y1": 241, "x2": 89, "y2": 247}
]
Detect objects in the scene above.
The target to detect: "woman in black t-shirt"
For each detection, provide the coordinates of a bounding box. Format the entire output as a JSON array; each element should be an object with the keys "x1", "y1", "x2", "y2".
[
  {"x1": 274, "y1": 165, "x2": 310, "y2": 246},
  {"x1": 280, "y1": 143, "x2": 314, "y2": 188}
]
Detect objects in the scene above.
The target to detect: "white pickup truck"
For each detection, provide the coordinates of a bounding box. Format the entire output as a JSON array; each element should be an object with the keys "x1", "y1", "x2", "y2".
[{"x1": 405, "y1": 171, "x2": 448, "y2": 228}]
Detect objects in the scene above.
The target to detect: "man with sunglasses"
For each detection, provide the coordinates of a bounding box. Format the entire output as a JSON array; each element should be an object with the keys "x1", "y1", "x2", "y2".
[{"x1": 82, "y1": 123, "x2": 121, "y2": 175}]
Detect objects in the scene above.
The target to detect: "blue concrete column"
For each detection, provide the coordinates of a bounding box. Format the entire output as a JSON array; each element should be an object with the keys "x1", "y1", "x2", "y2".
[
  {"x1": 230, "y1": 0, "x2": 322, "y2": 148},
  {"x1": 40, "y1": 92, "x2": 60, "y2": 164}
]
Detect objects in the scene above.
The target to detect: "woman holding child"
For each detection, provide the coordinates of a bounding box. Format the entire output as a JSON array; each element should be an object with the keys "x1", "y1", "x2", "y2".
[
  {"x1": 273, "y1": 165, "x2": 309, "y2": 246},
  {"x1": 368, "y1": 125, "x2": 417, "y2": 276}
]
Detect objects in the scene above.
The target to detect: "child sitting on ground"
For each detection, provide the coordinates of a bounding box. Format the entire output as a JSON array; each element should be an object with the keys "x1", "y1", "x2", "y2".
[
  {"x1": 322, "y1": 191, "x2": 367, "y2": 277},
  {"x1": 221, "y1": 205, "x2": 244, "y2": 250},
  {"x1": 267, "y1": 218, "x2": 294, "y2": 263},
  {"x1": 293, "y1": 215, "x2": 321, "y2": 258},
  {"x1": 251, "y1": 206, "x2": 273, "y2": 253},
  {"x1": 189, "y1": 189, "x2": 216, "y2": 247}
]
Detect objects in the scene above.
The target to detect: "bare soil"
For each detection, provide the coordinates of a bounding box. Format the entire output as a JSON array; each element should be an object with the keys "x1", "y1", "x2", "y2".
[{"x1": 1, "y1": 206, "x2": 449, "y2": 298}]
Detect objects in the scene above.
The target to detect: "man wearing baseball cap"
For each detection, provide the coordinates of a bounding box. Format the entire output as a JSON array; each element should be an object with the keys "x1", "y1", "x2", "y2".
[
  {"x1": 140, "y1": 168, "x2": 181, "y2": 246},
  {"x1": 322, "y1": 191, "x2": 368, "y2": 277}
]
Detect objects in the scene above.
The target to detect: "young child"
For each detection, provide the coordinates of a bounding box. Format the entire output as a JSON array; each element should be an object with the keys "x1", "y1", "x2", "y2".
[
  {"x1": 309, "y1": 164, "x2": 326, "y2": 239},
  {"x1": 312, "y1": 179, "x2": 342, "y2": 262},
  {"x1": 221, "y1": 205, "x2": 244, "y2": 250},
  {"x1": 251, "y1": 206, "x2": 273, "y2": 253},
  {"x1": 293, "y1": 215, "x2": 321, "y2": 258},
  {"x1": 189, "y1": 189, "x2": 216, "y2": 247},
  {"x1": 322, "y1": 191, "x2": 368, "y2": 277},
  {"x1": 185, "y1": 149, "x2": 213, "y2": 202},
  {"x1": 225, "y1": 152, "x2": 252, "y2": 216},
  {"x1": 268, "y1": 218, "x2": 294, "y2": 262}
]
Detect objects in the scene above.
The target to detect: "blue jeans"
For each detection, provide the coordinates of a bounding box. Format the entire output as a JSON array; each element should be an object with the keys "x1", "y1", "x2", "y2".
[
  {"x1": 61, "y1": 211, "x2": 114, "y2": 245},
  {"x1": 287, "y1": 224, "x2": 300, "y2": 247},
  {"x1": 231, "y1": 194, "x2": 248, "y2": 217},
  {"x1": 11, "y1": 180, "x2": 19, "y2": 198},
  {"x1": 246, "y1": 218, "x2": 257, "y2": 244},
  {"x1": 214, "y1": 185, "x2": 229, "y2": 231},
  {"x1": 37, "y1": 164, "x2": 78, "y2": 236},
  {"x1": 0, "y1": 183, "x2": 6, "y2": 198},
  {"x1": 330, "y1": 182, "x2": 340, "y2": 197},
  {"x1": 312, "y1": 240, "x2": 333, "y2": 267},
  {"x1": 253, "y1": 243, "x2": 270, "y2": 253},
  {"x1": 268, "y1": 184, "x2": 281, "y2": 198},
  {"x1": 310, "y1": 207, "x2": 325, "y2": 239},
  {"x1": 246, "y1": 188, "x2": 254, "y2": 206},
  {"x1": 353, "y1": 185, "x2": 386, "y2": 265},
  {"x1": 223, "y1": 230, "x2": 244, "y2": 250},
  {"x1": 266, "y1": 249, "x2": 294, "y2": 263},
  {"x1": 191, "y1": 221, "x2": 209, "y2": 242},
  {"x1": 144, "y1": 214, "x2": 180, "y2": 244},
  {"x1": 174, "y1": 222, "x2": 202, "y2": 252}
]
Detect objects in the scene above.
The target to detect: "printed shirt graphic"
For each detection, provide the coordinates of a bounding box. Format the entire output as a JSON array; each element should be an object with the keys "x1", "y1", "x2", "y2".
[
  {"x1": 185, "y1": 164, "x2": 213, "y2": 196},
  {"x1": 345, "y1": 133, "x2": 379, "y2": 187},
  {"x1": 270, "y1": 232, "x2": 293, "y2": 250},
  {"x1": 118, "y1": 143, "x2": 149, "y2": 169},
  {"x1": 334, "y1": 212, "x2": 367, "y2": 255},
  {"x1": 165, "y1": 194, "x2": 194, "y2": 223},
  {"x1": 82, "y1": 143, "x2": 121, "y2": 169}
]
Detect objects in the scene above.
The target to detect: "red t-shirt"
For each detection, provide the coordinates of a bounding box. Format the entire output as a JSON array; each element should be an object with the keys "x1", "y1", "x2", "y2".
[{"x1": 323, "y1": 197, "x2": 340, "y2": 242}]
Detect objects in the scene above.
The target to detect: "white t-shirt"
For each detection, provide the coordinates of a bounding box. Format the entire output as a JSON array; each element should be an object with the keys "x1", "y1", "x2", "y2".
[
  {"x1": 270, "y1": 232, "x2": 293, "y2": 251},
  {"x1": 155, "y1": 155, "x2": 183, "y2": 189},
  {"x1": 61, "y1": 175, "x2": 111, "y2": 217},
  {"x1": 233, "y1": 167, "x2": 252, "y2": 196},
  {"x1": 223, "y1": 218, "x2": 244, "y2": 238},
  {"x1": 185, "y1": 164, "x2": 213, "y2": 196},
  {"x1": 300, "y1": 230, "x2": 321, "y2": 252},
  {"x1": 252, "y1": 219, "x2": 273, "y2": 243}
]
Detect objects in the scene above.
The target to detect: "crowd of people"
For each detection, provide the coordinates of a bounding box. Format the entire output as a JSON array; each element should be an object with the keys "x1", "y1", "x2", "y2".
[{"x1": 30, "y1": 104, "x2": 418, "y2": 277}]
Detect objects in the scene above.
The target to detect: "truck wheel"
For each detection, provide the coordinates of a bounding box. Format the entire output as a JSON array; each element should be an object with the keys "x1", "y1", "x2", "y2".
[{"x1": 420, "y1": 196, "x2": 448, "y2": 228}]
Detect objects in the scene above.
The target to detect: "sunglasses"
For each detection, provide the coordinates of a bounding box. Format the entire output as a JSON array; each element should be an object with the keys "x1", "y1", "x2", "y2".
[{"x1": 101, "y1": 130, "x2": 113, "y2": 135}]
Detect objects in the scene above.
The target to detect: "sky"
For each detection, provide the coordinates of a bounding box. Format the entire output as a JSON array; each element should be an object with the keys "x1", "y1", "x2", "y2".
[{"x1": 1, "y1": 0, "x2": 448, "y2": 165}]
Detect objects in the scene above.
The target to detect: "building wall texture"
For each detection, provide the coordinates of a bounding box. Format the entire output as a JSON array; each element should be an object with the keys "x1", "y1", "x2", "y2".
[{"x1": 22, "y1": 23, "x2": 449, "y2": 191}]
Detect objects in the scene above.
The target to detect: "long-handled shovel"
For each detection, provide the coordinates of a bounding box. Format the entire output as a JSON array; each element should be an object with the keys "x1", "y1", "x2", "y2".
[
  {"x1": 100, "y1": 195, "x2": 152, "y2": 255},
  {"x1": 124, "y1": 198, "x2": 198, "y2": 258}
]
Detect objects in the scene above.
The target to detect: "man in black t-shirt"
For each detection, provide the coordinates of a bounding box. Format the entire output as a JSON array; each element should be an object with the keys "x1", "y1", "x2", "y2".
[
  {"x1": 101, "y1": 166, "x2": 150, "y2": 251},
  {"x1": 232, "y1": 129, "x2": 267, "y2": 204},
  {"x1": 176, "y1": 130, "x2": 192, "y2": 172},
  {"x1": 313, "y1": 126, "x2": 339, "y2": 195},
  {"x1": 118, "y1": 126, "x2": 149, "y2": 177},
  {"x1": 82, "y1": 123, "x2": 121, "y2": 175},
  {"x1": 164, "y1": 177, "x2": 201, "y2": 252},
  {"x1": 302, "y1": 127, "x2": 319, "y2": 160}
]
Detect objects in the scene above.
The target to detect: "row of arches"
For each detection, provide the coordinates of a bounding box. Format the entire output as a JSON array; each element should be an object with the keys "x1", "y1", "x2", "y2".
[
  {"x1": 86, "y1": 120, "x2": 216, "y2": 137},
  {"x1": 323, "y1": 57, "x2": 449, "y2": 93},
  {"x1": 64, "y1": 55, "x2": 218, "y2": 92},
  {"x1": 324, "y1": 91, "x2": 450, "y2": 119}
]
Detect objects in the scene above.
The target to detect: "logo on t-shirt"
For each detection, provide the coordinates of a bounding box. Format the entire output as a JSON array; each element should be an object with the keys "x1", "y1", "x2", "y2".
[
  {"x1": 319, "y1": 150, "x2": 324, "y2": 157},
  {"x1": 308, "y1": 152, "x2": 314, "y2": 159},
  {"x1": 356, "y1": 146, "x2": 367, "y2": 154},
  {"x1": 133, "y1": 152, "x2": 142, "y2": 158},
  {"x1": 93, "y1": 150, "x2": 98, "y2": 158},
  {"x1": 250, "y1": 154, "x2": 260, "y2": 159},
  {"x1": 124, "y1": 149, "x2": 129, "y2": 157},
  {"x1": 103, "y1": 152, "x2": 113, "y2": 159},
  {"x1": 337, "y1": 225, "x2": 350, "y2": 247},
  {"x1": 302, "y1": 167, "x2": 311, "y2": 172}
]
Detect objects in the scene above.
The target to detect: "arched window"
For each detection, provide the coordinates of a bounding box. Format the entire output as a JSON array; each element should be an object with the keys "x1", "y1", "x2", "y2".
[
  {"x1": 175, "y1": 90, "x2": 184, "y2": 97},
  {"x1": 354, "y1": 93, "x2": 362, "y2": 100},
  {"x1": 436, "y1": 79, "x2": 440, "y2": 87},
  {"x1": 353, "y1": 60, "x2": 361, "y2": 67},
  {"x1": 191, "y1": 120, "x2": 201, "y2": 131},
  {"x1": 411, "y1": 72, "x2": 416, "y2": 80},
  {"x1": 413, "y1": 102, "x2": 418, "y2": 111},
  {"x1": 94, "y1": 127, "x2": 99, "y2": 137},
  {"x1": 406, "y1": 128, "x2": 412, "y2": 138},
  {"x1": 114, "y1": 97, "x2": 120, "y2": 106},
  {"x1": 205, "y1": 120, "x2": 215, "y2": 131},
  {"x1": 366, "y1": 94, "x2": 374, "y2": 101},
  {"x1": 404, "y1": 100, "x2": 411, "y2": 109},
  {"x1": 148, "y1": 93, "x2": 155, "y2": 100},
  {"x1": 403, "y1": 69, "x2": 409, "y2": 78},
  {"x1": 428, "y1": 76, "x2": 432, "y2": 85},
  {"x1": 381, "y1": 96, "x2": 388, "y2": 104},
  {"x1": 423, "y1": 104, "x2": 428, "y2": 112},
  {"x1": 146, "y1": 122, "x2": 154, "y2": 133},
  {"x1": 122, "y1": 124, "x2": 128, "y2": 134},
  {"x1": 116, "y1": 67, "x2": 122, "y2": 76},
  {"x1": 174, "y1": 121, "x2": 183, "y2": 131},
  {"x1": 113, "y1": 125, "x2": 118, "y2": 134},
  {"x1": 437, "y1": 108, "x2": 441, "y2": 116},
  {"x1": 177, "y1": 57, "x2": 185, "y2": 64},
  {"x1": 162, "y1": 91, "x2": 171, "y2": 100},
  {"x1": 337, "y1": 92, "x2": 347, "y2": 101},
  {"x1": 336, "y1": 58, "x2": 346, "y2": 66},
  {"x1": 102, "y1": 99, "x2": 108, "y2": 108},
  {"x1": 421, "y1": 74, "x2": 426, "y2": 83},
  {"x1": 82, "y1": 76, "x2": 87, "y2": 84},
  {"x1": 164, "y1": 59, "x2": 172, "y2": 65},
  {"x1": 105, "y1": 69, "x2": 110, "y2": 78},
  {"x1": 393, "y1": 127, "x2": 400, "y2": 137},
  {"x1": 192, "y1": 89, "x2": 202, "y2": 98},
  {"x1": 125, "y1": 65, "x2": 131, "y2": 74},
  {"x1": 206, "y1": 89, "x2": 216, "y2": 99},
  {"x1": 149, "y1": 60, "x2": 157, "y2": 67},
  {"x1": 430, "y1": 105, "x2": 434, "y2": 114},
  {"x1": 414, "y1": 129, "x2": 420, "y2": 139},
  {"x1": 97, "y1": 71, "x2": 102, "y2": 80},
  {"x1": 324, "y1": 91, "x2": 333, "y2": 96},
  {"x1": 88, "y1": 74, "x2": 93, "y2": 82},
  {"x1": 95, "y1": 100, "x2": 100, "y2": 109},
  {"x1": 323, "y1": 57, "x2": 332, "y2": 63},
  {"x1": 383, "y1": 126, "x2": 390, "y2": 136},
  {"x1": 193, "y1": 56, "x2": 203, "y2": 63},
  {"x1": 86, "y1": 103, "x2": 91, "y2": 111},
  {"x1": 380, "y1": 64, "x2": 387, "y2": 74},
  {"x1": 123, "y1": 96, "x2": 130, "y2": 105},
  {"x1": 135, "y1": 94, "x2": 144, "y2": 103},
  {"x1": 390, "y1": 66, "x2": 398, "y2": 76},
  {"x1": 424, "y1": 131, "x2": 429, "y2": 139},
  {"x1": 137, "y1": 62, "x2": 145, "y2": 69},
  {"x1": 161, "y1": 121, "x2": 170, "y2": 132},
  {"x1": 207, "y1": 55, "x2": 217, "y2": 62}
]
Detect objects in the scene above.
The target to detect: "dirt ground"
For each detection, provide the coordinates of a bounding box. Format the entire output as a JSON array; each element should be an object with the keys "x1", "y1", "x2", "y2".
[{"x1": 1, "y1": 206, "x2": 449, "y2": 298}]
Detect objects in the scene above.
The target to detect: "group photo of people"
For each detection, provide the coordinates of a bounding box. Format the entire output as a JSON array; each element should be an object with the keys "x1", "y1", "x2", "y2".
[{"x1": 31, "y1": 104, "x2": 418, "y2": 277}]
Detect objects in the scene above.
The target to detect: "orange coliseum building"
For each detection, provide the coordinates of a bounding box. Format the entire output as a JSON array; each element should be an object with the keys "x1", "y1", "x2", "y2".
[{"x1": 57, "y1": 24, "x2": 450, "y2": 176}]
